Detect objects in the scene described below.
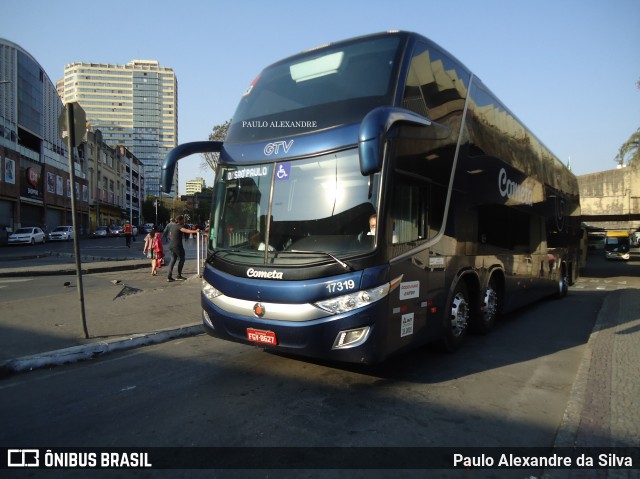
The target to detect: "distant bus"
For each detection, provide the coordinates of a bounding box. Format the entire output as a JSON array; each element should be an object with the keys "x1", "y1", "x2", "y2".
[
  {"x1": 588, "y1": 231, "x2": 605, "y2": 250},
  {"x1": 162, "y1": 31, "x2": 582, "y2": 363},
  {"x1": 604, "y1": 231, "x2": 630, "y2": 260}
]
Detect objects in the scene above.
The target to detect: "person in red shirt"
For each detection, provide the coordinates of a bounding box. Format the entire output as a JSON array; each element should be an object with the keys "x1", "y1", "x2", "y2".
[{"x1": 123, "y1": 220, "x2": 133, "y2": 248}]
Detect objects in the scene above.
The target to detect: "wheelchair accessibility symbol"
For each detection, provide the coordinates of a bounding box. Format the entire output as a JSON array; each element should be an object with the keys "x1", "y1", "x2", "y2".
[{"x1": 275, "y1": 163, "x2": 290, "y2": 181}]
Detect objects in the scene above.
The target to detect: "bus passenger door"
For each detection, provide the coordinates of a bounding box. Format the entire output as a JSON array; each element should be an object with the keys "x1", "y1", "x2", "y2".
[
  {"x1": 387, "y1": 251, "x2": 446, "y2": 352},
  {"x1": 385, "y1": 172, "x2": 448, "y2": 350}
]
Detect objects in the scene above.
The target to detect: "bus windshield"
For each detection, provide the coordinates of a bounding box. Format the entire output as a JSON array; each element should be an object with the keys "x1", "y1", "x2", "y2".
[
  {"x1": 211, "y1": 149, "x2": 380, "y2": 265},
  {"x1": 226, "y1": 35, "x2": 402, "y2": 143}
]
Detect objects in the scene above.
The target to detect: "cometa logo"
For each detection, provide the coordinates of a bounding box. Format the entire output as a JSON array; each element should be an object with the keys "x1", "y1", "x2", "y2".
[
  {"x1": 498, "y1": 168, "x2": 533, "y2": 206},
  {"x1": 247, "y1": 268, "x2": 284, "y2": 280}
]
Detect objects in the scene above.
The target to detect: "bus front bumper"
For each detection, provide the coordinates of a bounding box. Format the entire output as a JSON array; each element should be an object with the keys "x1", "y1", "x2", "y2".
[{"x1": 200, "y1": 294, "x2": 388, "y2": 364}]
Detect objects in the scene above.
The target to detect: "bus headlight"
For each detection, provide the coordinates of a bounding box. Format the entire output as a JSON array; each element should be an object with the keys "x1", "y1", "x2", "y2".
[
  {"x1": 314, "y1": 283, "x2": 390, "y2": 314},
  {"x1": 202, "y1": 282, "x2": 223, "y2": 301}
]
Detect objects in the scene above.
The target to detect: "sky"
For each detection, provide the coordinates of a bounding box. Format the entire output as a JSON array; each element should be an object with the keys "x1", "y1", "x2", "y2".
[{"x1": 2, "y1": 0, "x2": 639, "y2": 194}]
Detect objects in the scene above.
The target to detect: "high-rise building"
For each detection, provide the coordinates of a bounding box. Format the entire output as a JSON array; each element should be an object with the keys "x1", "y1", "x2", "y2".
[
  {"x1": 185, "y1": 177, "x2": 206, "y2": 195},
  {"x1": 60, "y1": 59, "x2": 178, "y2": 198}
]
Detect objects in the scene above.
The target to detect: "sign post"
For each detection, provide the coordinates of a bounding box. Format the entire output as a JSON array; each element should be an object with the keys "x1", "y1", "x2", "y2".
[{"x1": 58, "y1": 102, "x2": 89, "y2": 338}]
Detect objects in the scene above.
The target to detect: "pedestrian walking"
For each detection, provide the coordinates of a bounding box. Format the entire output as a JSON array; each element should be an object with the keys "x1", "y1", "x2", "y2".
[
  {"x1": 163, "y1": 218, "x2": 175, "y2": 244},
  {"x1": 142, "y1": 226, "x2": 165, "y2": 275},
  {"x1": 123, "y1": 220, "x2": 133, "y2": 248},
  {"x1": 165, "y1": 215, "x2": 199, "y2": 282}
]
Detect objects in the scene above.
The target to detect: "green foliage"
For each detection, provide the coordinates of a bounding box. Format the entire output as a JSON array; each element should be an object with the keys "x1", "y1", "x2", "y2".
[
  {"x1": 616, "y1": 128, "x2": 640, "y2": 167},
  {"x1": 142, "y1": 197, "x2": 170, "y2": 225}
]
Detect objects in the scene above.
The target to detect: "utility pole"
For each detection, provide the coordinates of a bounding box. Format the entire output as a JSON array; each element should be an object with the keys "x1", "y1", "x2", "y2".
[{"x1": 59, "y1": 102, "x2": 90, "y2": 339}]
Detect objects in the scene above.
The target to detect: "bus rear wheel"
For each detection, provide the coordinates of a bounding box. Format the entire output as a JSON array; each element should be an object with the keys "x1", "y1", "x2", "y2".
[
  {"x1": 472, "y1": 277, "x2": 499, "y2": 334},
  {"x1": 441, "y1": 281, "x2": 470, "y2": 352}
]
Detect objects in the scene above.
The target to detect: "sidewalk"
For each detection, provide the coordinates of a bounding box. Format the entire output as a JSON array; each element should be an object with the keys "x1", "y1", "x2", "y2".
[
  {"x1": 0, "y1": 257, "x2": 204, "y2": 377},
  {"x1": 551, "y1": 288, "x2": 640, "y2": 449},
  {"x1": 542, "y1": 288, "x2": 640, "y2": 478},
  {"x1": 0, "y1": 256, "x2": 639, "y2": 459}
]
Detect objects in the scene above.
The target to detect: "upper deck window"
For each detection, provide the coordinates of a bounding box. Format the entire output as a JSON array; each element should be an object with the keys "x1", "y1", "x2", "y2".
[{"x1": 226, "y1": 35, "x2": 402, "y2": 143}]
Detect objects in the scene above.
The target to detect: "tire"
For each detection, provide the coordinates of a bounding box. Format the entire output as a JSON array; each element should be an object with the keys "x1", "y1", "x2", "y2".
[
  {"x1": 440, "y1": 281, "x2": 470, "y2": 352},
  {"x1": 556, "y1": 264, "x2": 569, "y2": 299},
  {"x1": 473, "y1": 276, "x2": 499, "y2": 334},
  {"x1": 30, "y1": 238, "x2": 35, "y2": 246}
]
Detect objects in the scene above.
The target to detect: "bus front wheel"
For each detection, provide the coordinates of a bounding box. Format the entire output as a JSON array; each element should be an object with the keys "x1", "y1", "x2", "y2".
[{"x1": 441, "y1": 281, "x2": 470, "y2": 352}]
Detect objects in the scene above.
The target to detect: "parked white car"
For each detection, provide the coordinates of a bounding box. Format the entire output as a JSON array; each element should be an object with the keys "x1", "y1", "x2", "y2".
[
  {"x1": 48, "y1": 225, "x2": 74, "y2": 241},
  {"x1": 8, "y1": 227, "x2": 46, "y2": 245}
]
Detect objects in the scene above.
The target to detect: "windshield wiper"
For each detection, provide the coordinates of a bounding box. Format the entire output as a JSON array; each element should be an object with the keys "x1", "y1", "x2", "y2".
[{"x1": 289, "y1": 250, "x2": 354, "y2": 271}]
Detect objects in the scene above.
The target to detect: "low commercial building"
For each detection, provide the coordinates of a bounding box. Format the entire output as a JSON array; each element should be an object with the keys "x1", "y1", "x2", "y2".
[{"x1": 82, "y1": 131, "x2": 144, "y2": 231}]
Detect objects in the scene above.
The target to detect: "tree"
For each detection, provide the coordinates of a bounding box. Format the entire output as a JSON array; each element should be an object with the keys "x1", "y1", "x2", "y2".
[
  {"x1": 613, "y1": 80, "x2": 640, "y2": 167},
  {"x1": 194, "y1": 195, "x2": 211, "y2": 225},
  {"x1": 615, "y1": 128, "x2": 640, "y2": 167},
  {"x1": 142, "y1": 197, "x2": 170, "y2": 225},
  {"x1": 201, "y1": 119, "x2": 231, "y2": 173},
  {"x1": 169, "y1": 197, "x2": 190, "y2": 221}
]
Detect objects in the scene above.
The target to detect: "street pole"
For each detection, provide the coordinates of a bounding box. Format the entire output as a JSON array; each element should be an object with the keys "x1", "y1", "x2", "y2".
[
  {"x1": 129, "y1": 152, "x2": 133, "y2": 225},
  {"x1": 65, "y1": 103, "x2": 89, "y2": 339}
]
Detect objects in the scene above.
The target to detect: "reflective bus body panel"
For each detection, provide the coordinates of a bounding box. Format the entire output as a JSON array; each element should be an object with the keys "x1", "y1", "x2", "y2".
[{"x1": 171, "y1": 31, "x2": 582, "y2": 363}]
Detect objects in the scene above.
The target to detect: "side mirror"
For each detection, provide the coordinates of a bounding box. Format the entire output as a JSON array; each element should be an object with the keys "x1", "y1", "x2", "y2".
[
  {"x1": 358, "y1": 107, "x2": 431, "y2": 175},
  {"x1": 161, "y1": 141, "x2": 223, "y2": 193}
]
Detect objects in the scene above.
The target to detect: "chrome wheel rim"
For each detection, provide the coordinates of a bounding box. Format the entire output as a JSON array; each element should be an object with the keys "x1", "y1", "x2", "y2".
[
  {"x1": 483, "y1": 287, "x2": 498, "y2": 322},
  {"x1": 450, "y1": 292, "x2": 469, "y2": 337}
]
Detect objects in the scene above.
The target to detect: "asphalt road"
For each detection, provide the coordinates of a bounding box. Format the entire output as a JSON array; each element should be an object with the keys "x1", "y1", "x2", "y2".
[
  {"x1": 0, "y1": 286, "x2": 607, "y2": 478},
  {"x1": 0, "y1": 234, "x2": 203, "y2": 267},
  {"x1": 0, "y1": 251, "x2": 637, "y2": 479}
]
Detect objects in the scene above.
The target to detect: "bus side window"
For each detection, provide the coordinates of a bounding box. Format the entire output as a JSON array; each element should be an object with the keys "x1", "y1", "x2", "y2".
[
  {"x1": 390, "y1": 179, "x2": 439, "y2": 241},
  {"x1": 402, "y1": 41, "x2": 470, "y2": 121},
  {"x1": 477, "y1": 204, "x2": 531, "y2": 253},
  {"x1": 391, "y1": 182, "x2": 427, "y2": 244},
  {"x1": 390, "y1": 170, "x2": 447, "y2": 248}
]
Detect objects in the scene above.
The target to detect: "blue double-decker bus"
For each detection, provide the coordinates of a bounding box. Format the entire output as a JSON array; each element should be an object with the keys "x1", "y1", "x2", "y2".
[{"x1": 162, "y1": 31, "x2": 581, "y2": 364}]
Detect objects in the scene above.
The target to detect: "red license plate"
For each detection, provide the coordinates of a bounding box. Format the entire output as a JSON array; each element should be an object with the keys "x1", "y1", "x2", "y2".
[{"x1": 247, "y1": 328, "x2": 277, "y2": 345}]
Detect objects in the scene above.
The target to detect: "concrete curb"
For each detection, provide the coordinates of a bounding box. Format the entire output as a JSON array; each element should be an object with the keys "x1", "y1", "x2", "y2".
[{"x1": 0, "y1": 323, "x2": 204, "y2": 378}]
